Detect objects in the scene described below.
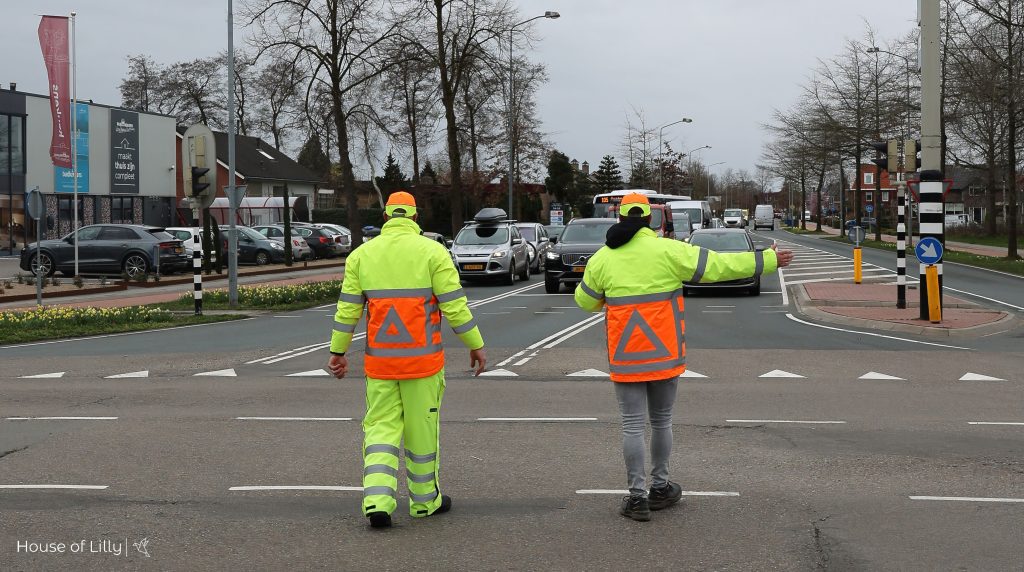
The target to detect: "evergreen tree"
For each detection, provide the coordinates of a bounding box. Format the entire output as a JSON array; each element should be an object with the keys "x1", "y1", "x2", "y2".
[
  {"x1": 420, "y1": 160, "x2": 438, "y2": 183},
  {"x1": 376, "y1": 152, "x2": 408, "y2": 192},
  {"x1": 594, "y1": 155, "x2": 624, "y2": 192},
  {"x1": 628, "y1": 161, "x2": 654, "y2": 189},
  {"x1": 296, "y1": 135, "x2": 331, "y2": 179},
  {"x1": 544, "y1": 151, "x2": 574, "y2": 200}
]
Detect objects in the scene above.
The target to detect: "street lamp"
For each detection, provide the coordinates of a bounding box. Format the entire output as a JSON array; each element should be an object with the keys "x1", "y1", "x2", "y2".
[
  {"x1": 706, "y1": 161, "x2": 725, "y2": 202},
  {"x1": 657, "y1": 117, "x2": 693, "y2": 193},
  {"x1": 507, "y1": 11, "x2": 559, "y2": 217},
  {"x1": 685, "y1": 145, "x2": 710, "y2": 196}
]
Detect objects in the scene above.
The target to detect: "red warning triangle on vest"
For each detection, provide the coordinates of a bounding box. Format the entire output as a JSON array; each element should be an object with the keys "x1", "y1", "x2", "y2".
[
  {"x1": 613, "y1": 310, "x2": 671, "y2": 362},
  {"x1": 373, "y1": 306, "x2": 415, "y2": 345}
]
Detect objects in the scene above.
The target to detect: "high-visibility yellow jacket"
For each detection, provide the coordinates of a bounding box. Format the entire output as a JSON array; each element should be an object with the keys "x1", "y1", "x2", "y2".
[
  {"x1": 331, "y1": 217, "x2": 484, "y2": 380},
  {"x1": 574, "y1": 227, "x2": 777, "y2": 382}
]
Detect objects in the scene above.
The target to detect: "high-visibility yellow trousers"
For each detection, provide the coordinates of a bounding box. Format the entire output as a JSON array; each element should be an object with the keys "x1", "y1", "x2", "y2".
[{"x1": 361, "y1": 369, "x2": 446, "y2": 517}]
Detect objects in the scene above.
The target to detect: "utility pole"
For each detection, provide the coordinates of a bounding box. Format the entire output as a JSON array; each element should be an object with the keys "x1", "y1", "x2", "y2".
[{"x1": 918, "y1": 0, "x2": 944, "y2": 319}]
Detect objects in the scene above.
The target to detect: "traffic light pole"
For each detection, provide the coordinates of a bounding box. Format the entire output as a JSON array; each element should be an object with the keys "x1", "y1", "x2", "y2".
[
  {"x1": 227, "y1": 0, "x2": 239, "y2": 308},
  {"x1": 919, "y1": 0, "x2": 944, "y2": 320}
]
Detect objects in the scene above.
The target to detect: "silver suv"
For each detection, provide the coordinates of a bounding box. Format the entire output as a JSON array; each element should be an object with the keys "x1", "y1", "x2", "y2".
[{"x1": 452, "y1": 208, "x2": 530, "y2": 285}]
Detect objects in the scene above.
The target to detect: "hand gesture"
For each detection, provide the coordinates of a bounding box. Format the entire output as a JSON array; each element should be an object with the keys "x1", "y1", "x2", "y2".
[
  {"x1": 328, "y1": 354, "x2": 348, "y2": 379},
  {"x1": 771, "y1": 243, "x2": 794, "y2": 268},
  {"x1": 470, "y1": 348, "x2": 487, "y2": 377}
]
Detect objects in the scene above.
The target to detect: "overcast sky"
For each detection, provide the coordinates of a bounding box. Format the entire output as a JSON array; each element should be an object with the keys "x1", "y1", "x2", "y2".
[{"x1": 4, "y1": 0, "x2": 919, "y2": 184}]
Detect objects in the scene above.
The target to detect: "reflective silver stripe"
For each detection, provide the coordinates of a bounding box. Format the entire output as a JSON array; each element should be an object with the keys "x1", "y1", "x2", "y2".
[
  {"x1": 406, "y1": 470, "x2": 435, "y2": 484},
  {"x1": 579, "y1": 280, "x2": 604, "y2": 300},
  {"x1": 690, "y1": 248, "x2": 709, "y2": 283},
  {"x1": 410, "y1": 490, "x2": 439, "y2": 503},
  {"x1": 435, "y1": 288, "x2": 466, "y2": 303},
  {"x1": 365, "y1": 344, "x2": 443, "y2": 357},
  {"x1": 363, "y1": 486, "x2": 396, "y2": 497},
  {"x1": 609, "y1": 356, "x2": 686, "y2": 375},
  {"x1": 754, "y1": 250, "x2": 765, "y2": 278},
  {"x1": 451, "y1": 318, "x2": 478, "y2": 335},
  {"x1": 364, "y1": 464, "x2": 398, "y2": 478},
  {"x1": 605, "y1": 289, "x2": 681, "y2": 307},
  {"x1": 405, "y1": 449, "x2": 437, "y2": 464},
  {"x1": 339, "y1": 292, "x2": 365, "y2": 304},
  {"x1": 364, "y1": 287, "x2": 433, "y2": 299},
  {"x1": 364, "y1": 444, "x2": 400, "y2": 457},
  {"x1": 333, "y1": 321, "x2": 357, "y2": 334}
]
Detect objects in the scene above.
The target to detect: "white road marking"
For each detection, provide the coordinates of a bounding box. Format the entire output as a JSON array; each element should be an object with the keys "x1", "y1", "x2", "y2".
[
  {"x1": 551, "y1": 306, "x2": 580, "y2": 309},
  {"x1": 778, "y1": 268, "x2": 790, "y2": 306},
  {"x1": 706, "y1": 305, "x2": 735, "y2": 308},
  {"x1": 0, "y1": 318, "x2": 255, "y2": 350},
  {"x1": 680, "y1": 370, "x2": 707, "y2": 378},
  {"x1": 726, "y1": 419, "x2": 847, "y2": 424},
  {"x1": 702, "y1": 310, "x2": 733, "y2": 313},
  {"x1": 502, "y1": 306, "x2": 528, "y2": 309},
  {"x1": 784, "y1": 313, "x2": 972, "y2": 350},
  {"x1": 541, "y1": 314, "x2": 606, "y2": 349},
  {"x1": 105, "y1": 370, "x2": 149, "y2": 379},
  {"x1": 235, "y1": 417, "x2": 352, "y2": 421},
  {"x1": 576, "y1": 489, "x2": 740, "y2": 496},
  {"x1": 0, "y1": 484, "x2": 109, "y2": 490},
  {"x1": 980, "y1": 330, "x2": 1011, "y2": 338},
  {"x1": 6, "y1": 417, "x2": 118, "y2": 421},
  {"x1": 527, "y1": 313, "x2": 605, "y2": 350},
  {"x1": 784, "y1": 268, "x2": 889, "y2": 278},
  {"x1": 959, "y1": 372, "x2": 1006, "y2": 382},
  {"x1": 534, "y1": 311, "x2": 564, "y2": 314},
  {"x1": 567, "y1": 369, "x2": 609, "y2": 377},
  {"x1": 285, "y1": 369, "x2": 330, "y2": 377},
  {"x1": 479, "y1": 368, "x2": 518, "y2": 377},
  {"x1": 18, "y1": 372, "x2": 65, "y2": 379},
  {"x1": 858, "y1": 372, "x2": 905, "y2": 380},
  {"x1": 759, "y1": 369, "x2": 805, "y2": 378},
  {"x1": 967, "y1": 422, "x2": 1024, "y2": 426},
  {"x1": 468, "y1": 282, "x2": 544, "y2": 308},
  {"x1": 229, "y1": 486, "x2": 362, "y2": 491},
  {"x1": 943, "y1": 286, "x2": 1024, "y2": 312},
  {"x1": 247, "y1": 342, "x2": 331, "y2": 364},
  {"x1": 194, "y1": 368, "x2": 237, "y2": 377},
  {"x1": 481, "y1": 312, "x2": 512, "y2": 315},
  {"x1": 477, "y1": 417, "x2": 598, "y2": 422},
  {"x1": 909, "y1": 496, "x2": 1024, "y2": 503},
  {"x1": 495, "y1": 351, "x2": 526, "y2": 367}
]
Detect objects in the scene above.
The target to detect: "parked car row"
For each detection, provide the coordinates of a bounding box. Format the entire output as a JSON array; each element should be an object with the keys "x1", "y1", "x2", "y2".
[{"x1": 20, "y1": 224, "x2": 190, "y2": 278}]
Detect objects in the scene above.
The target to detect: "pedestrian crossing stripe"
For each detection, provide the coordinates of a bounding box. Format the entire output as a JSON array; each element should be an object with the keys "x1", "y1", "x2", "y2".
[
  {"x1": 105, "y1": 370, "x2": 149, "y2": 379},
  {"x1": 959, "y1": 372, "x2": 1006, "y2": 382},
  {"x1": 479, "y1": 368, "x2": 518, "y2": 377},
  {"x1": 567, "y1": 369, "x2": 609, "y2": 377},
  {"x1": 194, "y1": 369, "x2": 237, "y2": 377},
  {"x1": 759, "y1": 369, "x2": 804, "y2": 378},
  {"x1": 18, "y1": 372, "x2": 65, "y2": 379},
  {"x1": 680, "y1": 370, "x2": 707, "y2": 378},
  {"x1": 285, "y1": 369, "x2": 330, "y2": 377},
  {"x1": 858, "y1": 372, "x2": 905, "y2": 380}
]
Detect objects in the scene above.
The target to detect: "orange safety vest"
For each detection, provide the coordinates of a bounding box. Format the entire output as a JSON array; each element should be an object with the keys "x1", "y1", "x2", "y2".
[
  {"x1": 363, "y1": 287, "x2": 444, "y2": 380},
  {"x1": 604, "y1": 288, "x2": 686, "y2": 382}
]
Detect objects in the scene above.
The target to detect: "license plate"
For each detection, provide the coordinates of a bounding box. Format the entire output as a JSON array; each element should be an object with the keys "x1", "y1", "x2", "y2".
[
  {"x1": 572, "y1": 265, "x2": 586, "y2": 273},
  {"x1": 463, "y1": 264, "x2": 484, "y2": 271}
]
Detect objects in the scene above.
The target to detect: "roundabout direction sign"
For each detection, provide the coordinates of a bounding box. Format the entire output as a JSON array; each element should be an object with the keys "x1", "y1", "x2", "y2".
[{"x1": 915, "y1": 236, "x2": 943, "y2": 265}]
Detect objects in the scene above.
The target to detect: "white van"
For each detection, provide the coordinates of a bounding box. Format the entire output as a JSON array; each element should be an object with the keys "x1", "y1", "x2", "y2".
[
  {"x1": 667, "y1": 200, "x2": 712, "y2": 231},
  {"x1": 753, "y1": 205, "x2": 774, "y2": 230}
]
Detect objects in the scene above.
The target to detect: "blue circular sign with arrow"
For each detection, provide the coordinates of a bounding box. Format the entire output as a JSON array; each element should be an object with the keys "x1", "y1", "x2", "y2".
[{"x1": 915, "y1": 236, "x2": 943, "y2": 265}]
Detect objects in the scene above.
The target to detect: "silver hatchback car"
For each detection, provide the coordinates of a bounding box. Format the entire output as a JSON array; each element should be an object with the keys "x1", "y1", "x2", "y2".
[{"x1": 452, "y1": 208, "x2": 530, "y2": 285}]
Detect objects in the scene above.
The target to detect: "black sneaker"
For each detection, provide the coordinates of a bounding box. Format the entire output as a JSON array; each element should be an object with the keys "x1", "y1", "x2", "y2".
[
  {"x1": 648, "y1": 481, "x2": 682, "y2": 511},
  {"x1": 367, "y1": 511, "x2": 392, "y2": 529},
  {"x1": 619, "y1": 494, "x2": 651, "y2": 522},
  {"x1": 429, "y1": 494, "x2": 452, "y2": 516}
]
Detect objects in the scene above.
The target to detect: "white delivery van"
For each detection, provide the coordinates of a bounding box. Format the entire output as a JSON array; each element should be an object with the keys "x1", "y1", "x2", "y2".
[
  {"x1": 753, "y1": 205, "x2": 775, "y2": 230},
  {"x1": 667, "y1": 200, "x2": 712, "y2": 231}
]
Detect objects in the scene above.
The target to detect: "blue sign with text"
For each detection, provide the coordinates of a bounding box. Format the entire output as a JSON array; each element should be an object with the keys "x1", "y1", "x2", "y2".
[{"x1": 54, "y1": 102, "x2": 89, "y2": 193}]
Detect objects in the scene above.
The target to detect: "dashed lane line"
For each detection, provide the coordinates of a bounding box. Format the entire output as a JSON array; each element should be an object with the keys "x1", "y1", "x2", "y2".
[
  {"x1": 726, "y1": 419, "x2": 847, "y2": 424},
  {"x1": 967, "y1": 422, "x2": 1024, "y2": 426},
  {"x1": 235, "y1": 417, "x2": 352, "y2": 421},
  {"x1": 476, "y1": 417, "x2": 598, "y2": 422},
  {"x1": 0, "y1": 485, "x2": 108, "y2": 490},
  {"x1": 229, "y1": 486, "x2": 362, "y2": 492},
  {"x1": 576, "y1": 489, "x2": 740, "y2": 496},
  {"x1": 909, "y1": 496, "x2": 1024, "y2": 504},
  {"x1": 6, "y1": 417, "x2": 117, "y2": 421}
]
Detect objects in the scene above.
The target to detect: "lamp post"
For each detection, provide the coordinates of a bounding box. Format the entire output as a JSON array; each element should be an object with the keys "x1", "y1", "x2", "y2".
[
  {"x1": 685, "y1": 145, "x2": 710, "y2": 197},
  {"x1": 707, "y1": 161, "x2": 725, "y2": 203},
  {"x1": 657, "y1": 118, "x2": 693, "y2": 193},
  {"x1": 507, "y1": 11, "x2": 559, "y2": 217}
]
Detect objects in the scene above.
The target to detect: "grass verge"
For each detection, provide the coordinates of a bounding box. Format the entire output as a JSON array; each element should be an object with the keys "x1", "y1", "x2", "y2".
[
  {"x1": 0, "y1": 306, "x2": 246, "y2": 345},
  {"x1": 783, "y1": 227, "x2": 828, "y2": 235},
  {"x1": 155, "y1": 280, "x2": 344, "y2": 312},
  {"x1": 822, "y1": 236, "x2": 1024, "y2": 276}
]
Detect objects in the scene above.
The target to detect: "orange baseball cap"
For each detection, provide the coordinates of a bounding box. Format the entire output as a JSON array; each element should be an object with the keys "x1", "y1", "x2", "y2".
[
  {"x1": 620, "y1": 192, "x2": 651, "y2": 217},
  {"x1": 385, "y1": 191, "x2": 417, "y2": 217}
]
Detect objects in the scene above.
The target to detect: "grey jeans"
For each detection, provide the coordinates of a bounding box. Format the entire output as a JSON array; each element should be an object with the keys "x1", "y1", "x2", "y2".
[{"x1": 613, "y1": 377, "x2": 679, "y2": 496}]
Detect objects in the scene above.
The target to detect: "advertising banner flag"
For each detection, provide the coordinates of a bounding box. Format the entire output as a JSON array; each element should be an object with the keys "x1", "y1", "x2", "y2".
[{"x1": 38, "y1": 15, "x2": 72, "y2": 169}]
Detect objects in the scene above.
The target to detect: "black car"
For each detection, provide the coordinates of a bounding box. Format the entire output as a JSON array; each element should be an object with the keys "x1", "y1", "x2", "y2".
[
  {"x1": 683, "y1": 228, "x2": 763, "y2": 296},
  {"x1": 294, "y1": 225, "x2": 341, "y2": 259},
  {"x1": 222, "y1": 226, "x2": 287, "y2": 265},
  {"x1": 543, "y1": 218, "x2": 616, "y2": 293},
  {"x1": 20, "y1": 224, "x2": 189, "y2": 279}
]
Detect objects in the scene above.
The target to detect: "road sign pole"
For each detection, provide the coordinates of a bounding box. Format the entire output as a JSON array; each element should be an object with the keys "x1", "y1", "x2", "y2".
[
  {"x1": 896, "y1": 177, "x2": 907, "y2": 309},
  {"x1": 192, "y1": 207, "x2": 203, "y2": 316}
]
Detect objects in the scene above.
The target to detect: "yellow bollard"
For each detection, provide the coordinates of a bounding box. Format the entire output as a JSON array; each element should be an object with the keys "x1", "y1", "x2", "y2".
[
  {"x1": 853, "y1": 247, "x2": 862, "y2": 284},
  {"x1": 926, "y1": 264, "x2": 941, "y2": 323}
]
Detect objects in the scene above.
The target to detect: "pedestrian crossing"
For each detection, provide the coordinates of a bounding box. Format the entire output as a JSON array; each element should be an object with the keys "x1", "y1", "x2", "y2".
[{"x1": 772, "y1": 239, "x2": 914, "y2": 286}]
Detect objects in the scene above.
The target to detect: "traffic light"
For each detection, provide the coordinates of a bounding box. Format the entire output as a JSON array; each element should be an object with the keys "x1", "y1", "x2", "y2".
[
  {"x1": 904, "y1": 139, "x2": 918, "y2": 173},
  {"x1": 869, "y1": 140, "x2": 898, "y2": 173},
  {"x1": 190, "y1": 166, "x2": 210, "y2": 197}
]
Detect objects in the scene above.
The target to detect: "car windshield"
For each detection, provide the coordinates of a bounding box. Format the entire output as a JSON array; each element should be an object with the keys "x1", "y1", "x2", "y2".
[
  {"x1": 228, "y1": 228, "x2": 264, "y2": 241},
  {"x1": 455, "y1": 226, "x2": 508, "y2": 245},
  {"x1": 689, "y1": 232, "x2": 751, "y2": 252},
  {"x1": 517, "y1": 226, "x2": 536, "y2": 241},
  {"x1": 544, "y1": 225, "x2": 564, "y2": 238},
  {"x1": 671, "y1": 212, "x2": 691, "y2": 230},
  {"x1": 648, "y1": 209, "x2": 664, "y2": 230},
  {"x1": 146, "y1": 230, "x2": 175, "y2": 241},
  {"x1": 724, "y1": 209, "x2": 742, "y2": 217},
  {"x1": 560, "y1": 221, "x2": 613, "y2": 243}
]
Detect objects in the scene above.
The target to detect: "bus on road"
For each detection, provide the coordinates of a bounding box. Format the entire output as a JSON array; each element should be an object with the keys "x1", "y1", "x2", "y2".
[{"x1": 592, "y1": 189, "x2": 691, "y2": 218}]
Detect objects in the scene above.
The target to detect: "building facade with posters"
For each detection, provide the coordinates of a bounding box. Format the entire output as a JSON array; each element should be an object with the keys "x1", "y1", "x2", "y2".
[{"x1": 0, "y1": 86, "x2": 177, "y2": 252}]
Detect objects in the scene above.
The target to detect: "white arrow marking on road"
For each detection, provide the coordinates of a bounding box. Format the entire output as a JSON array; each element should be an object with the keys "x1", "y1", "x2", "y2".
[
  {"x1": 194, "y1": 369, "x2": 237, "y2": 377},
  {"x1": 285, "y1": 369, "x2": 330, "y2": 377},
  {"x1": 229, "y1": 486, "x2": 363, "y2": 491},
  {"x1": 18, "y1": 372, "x2": 65, "y2": 379},
  {"x1": 105, "y1": 370, "x2": 149, "y2": 379},
  {"x1": 567, "y1": 369, "x2": 609, "y2": 377},
  {"x1": 680, "y1": 370, "x2": 708, "y2": 378},
  {"x1": 909, "y1": 496, "x2": 1024, "y2": 503},
  {"x1": 479, "y1": 368, "x2": 518, "y2": 377},
  {"x1": 759, "y1": 369, "x2": 805, "y2": 378},
  {"x1": 959, "y1": 372, "x2": 1006, "y2": 382},
  {"x1": 575, "y1": 490, "x2": 740, "y2": 496},
  {"x1": 0, "y1": 484, "x2": 109, "y2": 490},
  {"x1": 858, "y1": 372, "x2": 905, "y2": 380}
]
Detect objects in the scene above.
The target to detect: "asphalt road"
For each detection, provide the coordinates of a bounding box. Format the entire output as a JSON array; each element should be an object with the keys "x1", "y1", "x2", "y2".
[{"x1": 1, "y1": 239, "x2": 1022, "y2": 571}]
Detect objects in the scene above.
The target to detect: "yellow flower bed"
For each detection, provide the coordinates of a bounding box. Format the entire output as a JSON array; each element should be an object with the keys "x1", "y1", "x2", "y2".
[
  {"x1": 0, "y1": 305, "x2": 175, "y2": 329},
  {"x1": 175, "y1": 280, "x2": 343, "y2": 307}
]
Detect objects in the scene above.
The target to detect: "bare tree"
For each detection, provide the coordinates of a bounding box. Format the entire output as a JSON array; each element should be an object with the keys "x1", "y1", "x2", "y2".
[{"x1": 119, "y1": 55, "x2": 162, "y2": 113}]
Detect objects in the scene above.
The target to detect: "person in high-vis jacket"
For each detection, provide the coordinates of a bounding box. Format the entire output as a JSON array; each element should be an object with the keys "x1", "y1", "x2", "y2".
[
  {"x1": 574, "y1": 193, "x2": 792, "y2": 522},
  {"x1": 328, "y1": 191, "x2": 487, "y2": 529}
]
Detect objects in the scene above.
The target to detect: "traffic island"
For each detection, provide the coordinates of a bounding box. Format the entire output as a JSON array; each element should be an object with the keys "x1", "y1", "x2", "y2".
[
  {"x1": 0, "y1": 277, "x2": 128, "y2": 303},
  {"x1": 792, "y1": 282, "x2": 1014, "y2": 338}
]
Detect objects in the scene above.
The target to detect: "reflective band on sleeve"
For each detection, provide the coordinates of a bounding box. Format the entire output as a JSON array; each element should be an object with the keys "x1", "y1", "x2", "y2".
[
  {"x1": 435, "y1": 288, "x2": 466, "y2": 303},
  {"x1": 364, "y1": 444, "x2": 401, "y2": 457},
  {"x1": 451, "y1": 318, "x2": 478, "y2": 334},
  {"x1": 690, "y1": 248, "x2": 709, "y2": 283},
  {"x1": 609, "y1": 356, "x2": 686, "y2": 375},
  {"x1": 605, "y1": 289, "x2": 682, "y2": 306},
  {"x1": 362, "y1": 486, "x2": 396, "y2": 498},
  {"x1": 410, "y1": 490, "x2": 439, "y2": 503},
  {"x1": 364, "y1": 464, "x2": 398, "y2": 478},
  {"x1": 365, "y1": 344, "x2": 444, "y2": 358},
  {"x1": 579, "y1": 280, "x2": 604, "y2": 300},
  {"x1": 364, "y1": 287, "x2": 434, "y2": 299},
  {"x1": 333, "y1": 321, "x2": 357, "y2": 333},
  {"x1": 405, "y1": 449, "x2": 437, "y2": 464},
  {"x1": 406, "y1": 470, "x2": 435, "y2": 484},
  {"x1": 754, "y1": 250, "x2": 764, "y2": 277},
  {"x1": 339, "y1": 292, "x2": 365, "y2": 304}
]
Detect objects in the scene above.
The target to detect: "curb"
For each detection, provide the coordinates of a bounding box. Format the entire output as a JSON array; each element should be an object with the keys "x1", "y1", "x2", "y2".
[{"x1": 790, "y1": 283, "x2": 1016, "y2": 339}]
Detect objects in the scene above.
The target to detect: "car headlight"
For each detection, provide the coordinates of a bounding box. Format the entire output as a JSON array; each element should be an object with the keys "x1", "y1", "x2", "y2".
[
  {"x1": 270, "y1": 242, "x2": 284, "y2": 250},
  {"x1": 545, "y1": 251, "x2": 559, "y2": 260},
  {"x1": 491, "y1": 250, "x2": 508, "y2": 258}
]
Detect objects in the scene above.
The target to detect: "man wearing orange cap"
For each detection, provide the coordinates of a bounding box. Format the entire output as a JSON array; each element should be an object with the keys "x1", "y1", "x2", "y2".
[
  {"x1": 575, "y1": 192, "x2": 793, "y2": 521},
  {"x1": 328, "y1": 190, "x2": 487, "y2": 528}
]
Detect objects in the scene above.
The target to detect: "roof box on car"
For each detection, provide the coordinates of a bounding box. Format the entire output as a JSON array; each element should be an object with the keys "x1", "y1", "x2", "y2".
[{"x1": 473, "y1": 208, "x2": 508, "y2": 223}]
